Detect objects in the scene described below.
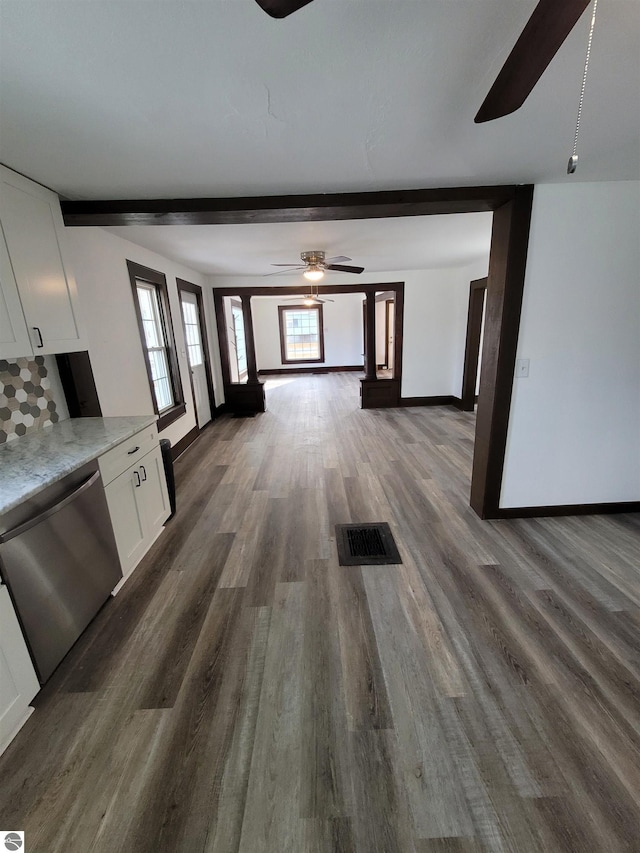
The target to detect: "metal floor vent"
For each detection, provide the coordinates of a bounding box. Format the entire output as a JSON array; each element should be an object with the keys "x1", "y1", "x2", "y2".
[{"x1": 335, "y1": 523, "x2": 402, "y2": 566}]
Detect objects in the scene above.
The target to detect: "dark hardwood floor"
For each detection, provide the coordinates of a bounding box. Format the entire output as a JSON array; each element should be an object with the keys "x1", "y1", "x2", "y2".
[{"x1": 1, "y1": 372, "x2": 639, "y2": 852}]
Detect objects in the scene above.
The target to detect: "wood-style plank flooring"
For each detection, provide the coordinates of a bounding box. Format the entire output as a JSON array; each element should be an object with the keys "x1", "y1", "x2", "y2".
[{"x1": 1, "y1": 372, "x2": 639, "y2": 852}]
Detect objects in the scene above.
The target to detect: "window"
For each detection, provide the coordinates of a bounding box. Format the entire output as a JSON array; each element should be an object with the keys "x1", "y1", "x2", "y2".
[
  {"x1": 127, "y1": 260, "x2": 185, "y2": 430},
  {"x1": 181, "y1": 297, "x2": 203, "y2": 367},
  {"x1": 231, "y1": 303, "x2": 248, "y2": 379},
  {"x1": 278, "y1": 305, "x2": 325, "y2": 364}
]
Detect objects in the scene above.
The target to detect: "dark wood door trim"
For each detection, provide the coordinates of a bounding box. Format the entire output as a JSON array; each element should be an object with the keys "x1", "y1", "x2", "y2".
[
  {"x1": 61, "y1": 185, "x2": 518, "y2": 227},
  {"x1": 176, "y1": 278, "x2": 217, "y2": 425},
  {"x1": 84, "y1": 183, "x2": 533, "y2": 518},
  {"x1": 213, "y1": 283, "x2": 404, "y2": 407},
  {"x1": 460, "y1": 278, "x2": 487, "y2": 412}
]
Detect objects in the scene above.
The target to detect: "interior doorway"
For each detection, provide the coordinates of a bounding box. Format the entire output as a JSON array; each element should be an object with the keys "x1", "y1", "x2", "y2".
[
  {"x1": 215, "y1": 282, "x2": 404, "y2": 411},
  {"x1": 177, "y1": 279, "x2": 215, "y2": 430}
]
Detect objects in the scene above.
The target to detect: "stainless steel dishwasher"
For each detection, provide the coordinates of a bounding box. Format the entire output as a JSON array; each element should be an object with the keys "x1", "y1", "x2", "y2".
[{"x1": 0, "y1": 460, "x2": 122, "y2": 683}]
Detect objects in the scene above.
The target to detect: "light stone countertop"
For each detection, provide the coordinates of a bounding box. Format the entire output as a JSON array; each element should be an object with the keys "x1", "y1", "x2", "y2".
[{"x1": 0, "y1": 416, "x2": 158, "y2": 516}]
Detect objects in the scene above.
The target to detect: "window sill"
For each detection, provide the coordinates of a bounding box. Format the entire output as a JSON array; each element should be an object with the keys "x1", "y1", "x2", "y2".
[
  {"x1": 281, "y1": 358, "x2": 324, "y2": 365},
  {"x1": 157, "y1": 402, "x2": 186, "y2": 432}
]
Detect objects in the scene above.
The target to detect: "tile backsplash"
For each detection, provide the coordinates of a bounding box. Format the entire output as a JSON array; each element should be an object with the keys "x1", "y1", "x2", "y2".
[{"x1": 0, "y1": 356, "x2": 65, "y2": 444}]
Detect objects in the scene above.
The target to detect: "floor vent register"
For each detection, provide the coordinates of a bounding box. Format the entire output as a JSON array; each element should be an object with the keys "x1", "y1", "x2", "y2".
[{"x1": 335, "y1": 522, "x2": 402, "y2": 566}]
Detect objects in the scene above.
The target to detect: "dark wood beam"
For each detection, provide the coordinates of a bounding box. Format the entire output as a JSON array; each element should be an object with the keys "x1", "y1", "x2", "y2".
[
  {"x1": 212, "y1": 282, "x2": 403, "y2": 298},
  {"x1": 60, "y1": 186, "x2": 517, "y2": 227}
]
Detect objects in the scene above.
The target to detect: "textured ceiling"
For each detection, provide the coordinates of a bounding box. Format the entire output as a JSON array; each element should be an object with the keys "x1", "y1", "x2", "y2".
[
  {"x1": 3, "y1": 1, "x2": 637, "y2": 276},
  {"x1": 1, "y1": 0, "x2": 639, "y2": 202}
]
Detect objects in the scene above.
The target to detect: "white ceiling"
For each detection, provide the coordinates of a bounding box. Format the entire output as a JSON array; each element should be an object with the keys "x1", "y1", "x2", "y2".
[
  {"x1": 104, "y1": 212, "x2": 493, "y2": 275},
  {"x1": 1, "y1": 0, "x2": 638, "y2": 202},
  {"x1": 2, "y1": 0, "x2": 637, "y2": 276}
]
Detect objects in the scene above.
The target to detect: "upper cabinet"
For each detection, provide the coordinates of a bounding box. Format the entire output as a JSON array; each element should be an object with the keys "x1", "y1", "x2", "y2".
[{"x1": 0, "y1": 166, "x2": 86, "y2": 358}]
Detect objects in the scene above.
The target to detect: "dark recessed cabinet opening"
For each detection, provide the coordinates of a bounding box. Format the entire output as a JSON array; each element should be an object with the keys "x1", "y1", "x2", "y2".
[{"x1": 335, "y1": 522, "x2": 402, "y2": 566}]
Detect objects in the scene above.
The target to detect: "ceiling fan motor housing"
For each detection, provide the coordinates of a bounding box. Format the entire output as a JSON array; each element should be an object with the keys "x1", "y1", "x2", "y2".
[{"x1": 301, "y1": 250, "x2": 326, "y2": 266}]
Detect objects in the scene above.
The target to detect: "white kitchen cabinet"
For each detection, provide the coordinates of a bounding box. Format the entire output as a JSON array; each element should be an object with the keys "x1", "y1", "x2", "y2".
[
  {"x1": 0, "y1": 585, "x2": 40, "y2": 756},
  {"x1": 103, "y1": 462, "x2": 148, "y2": 577},
  {"x1": 0, "y1": 165, "x2": 86, "y2": 358},
  {"x1": 0, "y1": 226, "x2": 32, "y2": 358},
  {"x1": 101, "y1": 430, "x2": 170, "y2": 587}
]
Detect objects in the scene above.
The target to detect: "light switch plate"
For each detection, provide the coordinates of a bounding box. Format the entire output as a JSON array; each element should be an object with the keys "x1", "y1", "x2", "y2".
[{"x1": 516, "y1": 358, "x2": 530, "y2": 378}]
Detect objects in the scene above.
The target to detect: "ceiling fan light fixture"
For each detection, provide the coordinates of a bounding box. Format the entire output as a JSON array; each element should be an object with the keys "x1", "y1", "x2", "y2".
[
  {"x1": 303, "y1": 266, "x2": 324, "y2": 282},
  {"x1": 303, "y1": 296, "x2": 316, "y2": 306}
]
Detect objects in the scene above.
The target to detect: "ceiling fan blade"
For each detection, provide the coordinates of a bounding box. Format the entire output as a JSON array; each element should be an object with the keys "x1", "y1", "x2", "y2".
[
  {"x1": 325, "y1": 255, "x2": 351, "y2": 264},
  {"x1": 326, "y1": 264, "x2": 365, "y2": 274},
  {"x1": 264, "y1": 267, "x2": 305, "y2": 276},
  {"x1": 254, "y1": 0, "x2": 314, "y2": 19},
  {"x1": 474, "y1": 0, "x2": 592, "y2": 123},
  {"x1": 270, "y1": 263, "x2": 304, "y2": 267}
]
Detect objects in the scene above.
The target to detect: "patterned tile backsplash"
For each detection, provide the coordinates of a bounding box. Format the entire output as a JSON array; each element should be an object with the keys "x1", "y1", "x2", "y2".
[{"x1": 0, "y1": 356, "x2": 60, "y2": 444}]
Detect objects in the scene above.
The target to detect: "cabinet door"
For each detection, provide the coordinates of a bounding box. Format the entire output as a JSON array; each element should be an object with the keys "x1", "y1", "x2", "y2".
[
  {"x1": 103, "y1": 466, "x2": 147, "y2": 577},
  {"x1": 139, "y1": 445, "x2": 170, "y2": 536},
  {"x1": 0, "y1": 166, "x2": 85, "y2": 355},
  {"x1": 0, "y1": 229, "x2": 32, "y2": 358},
  {"x1": 0, "y1": 586, "x2": 40, "y2": 754}
]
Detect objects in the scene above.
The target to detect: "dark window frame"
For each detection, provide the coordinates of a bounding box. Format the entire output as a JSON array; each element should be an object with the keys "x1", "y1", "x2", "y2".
[
  {"x1": 278, "y1": 304, "x2": 325, "y2": 365},
  {"x1": 127, "y1": 260, "x2": 185, "y2": 431}
]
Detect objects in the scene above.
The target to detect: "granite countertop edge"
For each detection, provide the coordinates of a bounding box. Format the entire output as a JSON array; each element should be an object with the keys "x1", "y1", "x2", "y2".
[{"x1": 0, "y1": 415, "x2": 158, "y2": 516}]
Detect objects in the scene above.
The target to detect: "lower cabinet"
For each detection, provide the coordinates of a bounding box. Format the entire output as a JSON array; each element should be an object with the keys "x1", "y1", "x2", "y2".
[
  {"x1": 0, "y1": 585, "x2": 40, "y2": 755},
  {"x1": 101, "y1": 436, "x2": 170, "y2": 587}
]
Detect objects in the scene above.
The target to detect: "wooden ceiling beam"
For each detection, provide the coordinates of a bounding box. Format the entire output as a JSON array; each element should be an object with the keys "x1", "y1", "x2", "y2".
[{"x1": 61, "y1": 185, "x2": 518, "y2": 227}]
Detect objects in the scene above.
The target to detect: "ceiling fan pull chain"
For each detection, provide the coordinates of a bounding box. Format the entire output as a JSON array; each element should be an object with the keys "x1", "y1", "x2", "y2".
[{"x1": 568, "y1": 0, "x2": 599, "y2": 174}]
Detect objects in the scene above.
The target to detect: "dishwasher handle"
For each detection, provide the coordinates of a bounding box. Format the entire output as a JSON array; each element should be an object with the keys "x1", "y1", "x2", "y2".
[{"x1": 0, "y1": 470, "x2": 102, "y2": 544}]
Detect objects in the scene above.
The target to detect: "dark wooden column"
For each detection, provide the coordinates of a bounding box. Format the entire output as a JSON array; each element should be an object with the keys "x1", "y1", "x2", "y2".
[
  {"x1": 240, "y1": 293, "x2": 259, "y2": 384},
  {"x1": 470, "y1": 186, "x2": 534, "y2": 518},
  {"x1": 460, "y1": 278, "x2": 487, "y2": 411},
  {"x1": 364, "y1": 291, "x2": 376, "y2": 381},
  {"x1": 213, "y1": 291, "x2": 232, "y2": 387}
]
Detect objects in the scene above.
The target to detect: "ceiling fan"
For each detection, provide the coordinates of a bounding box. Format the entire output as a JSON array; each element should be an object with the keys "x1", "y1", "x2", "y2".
[
  {"x1": 283, "y1": 287, "x2": 334, "y2": 306},
  {"x1": 254, "y1": 0, "x2": 593, "y2": 123},
  {"x1": 268, "y1": 250, "x2": 365, "y2": 280}
]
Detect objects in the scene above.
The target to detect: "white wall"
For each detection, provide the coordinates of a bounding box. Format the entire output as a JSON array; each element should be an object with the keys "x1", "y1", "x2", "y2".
[
  {"x1": 501, "y1": 181, "x2": 640, "y2": 508},
  {"x1": 210, "y1": 260, "x2": 490, "y2": 398},
  {"x1": 393, "y1": 260, "x2": 487, "y2": 398},
  {"x1": 67, "y1": 227, "x2": 220, "y2": 447},
  {"x1": 251, "y1": 293, "x2": 364, "y2": 371}
]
